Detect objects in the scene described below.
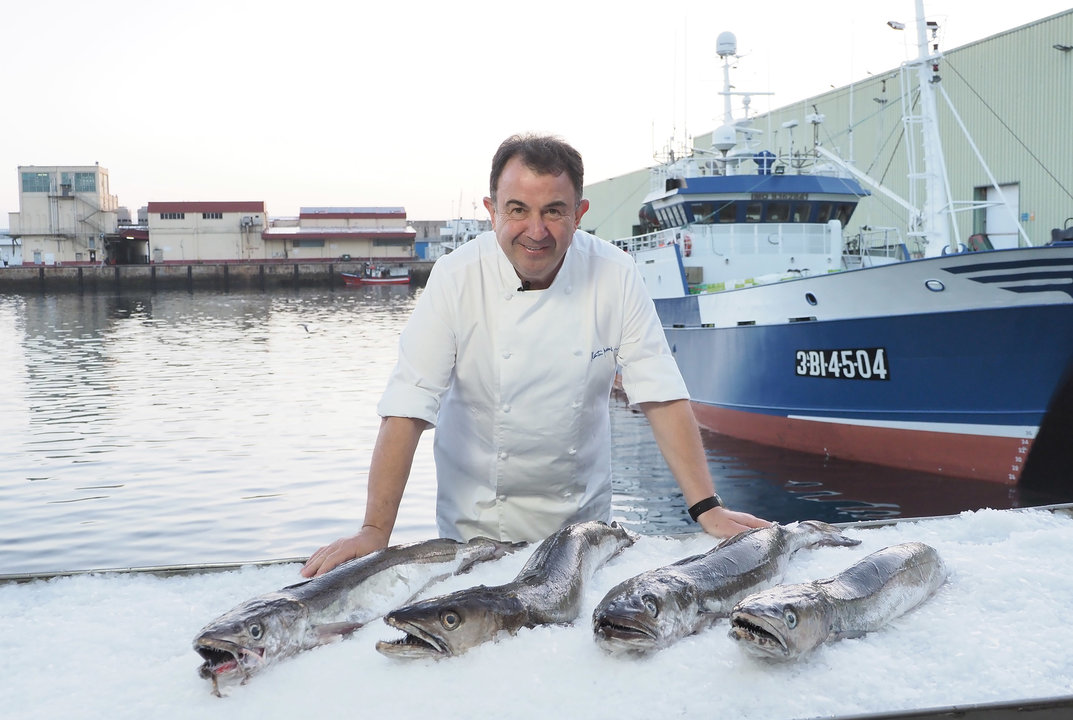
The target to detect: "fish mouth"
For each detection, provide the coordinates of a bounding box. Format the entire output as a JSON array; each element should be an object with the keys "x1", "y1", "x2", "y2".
[
  {"x1": 592, "y1": 614, "x2": 658, "y2": 651},
  {"x1": 375, "y1": 618, "x2": 451, "y2": 660},
  {"x1": 727, "y1": 612, "x2": 790, "y2": 658},
  {"x1": 194, "y1": 637, "x2": 265, "y2": 679}
]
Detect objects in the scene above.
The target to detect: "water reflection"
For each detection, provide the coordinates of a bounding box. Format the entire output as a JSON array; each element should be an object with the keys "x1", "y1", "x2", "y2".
[{"x1": 608, "y1": 387, "x2": 1047, "y2": 536}]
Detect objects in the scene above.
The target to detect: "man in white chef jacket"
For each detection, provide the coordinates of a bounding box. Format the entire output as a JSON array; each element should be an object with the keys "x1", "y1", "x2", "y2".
[{"x1": 302, "y1": 134, "x2": 768, "y2": 578}]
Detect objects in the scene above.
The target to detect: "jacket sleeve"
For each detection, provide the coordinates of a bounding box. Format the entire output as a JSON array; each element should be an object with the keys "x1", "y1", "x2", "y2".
[
  {"x1": 615, "y1": 260, "x2": 690, "y2": 404},
  {"x1": 376, "y1": 261, "x2": 458, "y2": 425}
]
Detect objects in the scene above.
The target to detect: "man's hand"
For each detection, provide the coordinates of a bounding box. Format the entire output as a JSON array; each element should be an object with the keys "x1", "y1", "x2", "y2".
[
  {"x1": 697, "y1": 506, "x2": 771, "y2": 539},
  {"x1": 300, "y1": 525, "x2": 390, "y2": 578}
]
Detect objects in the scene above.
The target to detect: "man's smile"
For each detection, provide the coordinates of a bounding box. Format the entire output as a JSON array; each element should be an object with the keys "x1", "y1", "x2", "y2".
[{"x1": 519, "y1": 240, "x2": 549, "y2": 253}]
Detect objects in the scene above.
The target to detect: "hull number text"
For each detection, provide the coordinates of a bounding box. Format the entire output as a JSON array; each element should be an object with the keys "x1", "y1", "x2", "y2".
[{"x1": 795, "y1": 347, "x2": 889, "y2": 380}]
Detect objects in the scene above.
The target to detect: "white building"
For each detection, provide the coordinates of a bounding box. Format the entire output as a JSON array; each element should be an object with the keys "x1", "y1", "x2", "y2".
[
  {"x1": 8, "y1": 164, "x2": 119, "y2": 265},
  {"x1": 146, "y1": 201, "x2": 268, "y2": 263},
  {"x1": 261, "y1": 207, "x2": 415, "y2": 260},
  {"x1": 7, "y1": 168, "x2": 416, "y2": 265}
]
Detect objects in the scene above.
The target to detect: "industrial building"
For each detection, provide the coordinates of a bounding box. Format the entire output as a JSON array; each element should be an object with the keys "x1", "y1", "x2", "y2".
[
  {"x1": 261, "y1": 207, "x2": 415, "y2": 262},
  {"x1": 7, "y1": 164, "x2": 119, "y2": 265},
  {"x1": 6, "y1": 181, "x2": 417, "y2": 266}
]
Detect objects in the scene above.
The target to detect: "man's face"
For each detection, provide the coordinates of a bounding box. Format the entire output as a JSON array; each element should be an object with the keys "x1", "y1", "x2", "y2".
[{"x1": 483, "y1": 156, "x2": 589, "y2": 290}]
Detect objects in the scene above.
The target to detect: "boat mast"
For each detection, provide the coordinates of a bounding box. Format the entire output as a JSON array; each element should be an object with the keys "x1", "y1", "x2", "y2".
[
  {"x1": 719, "y1": 32, "x2": 735, "y2": 126},
  {"x1": 815, "y1": 0, "x2": 1033, "y2": 255},
  {"x1": 907, "y1": 0, "x2": 957, "y2": 256},
  {"x1": 712, "y1": 32, "x2": 772, "y2": 173}
]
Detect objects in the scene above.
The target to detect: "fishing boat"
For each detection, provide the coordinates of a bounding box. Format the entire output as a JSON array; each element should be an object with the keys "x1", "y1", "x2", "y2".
[
  {"x1": 341, "y1": 264, "x2": 410, "y2": 286},
  {"x1": 617, "y1": 2, "x2": 1073, "y2": 487}
]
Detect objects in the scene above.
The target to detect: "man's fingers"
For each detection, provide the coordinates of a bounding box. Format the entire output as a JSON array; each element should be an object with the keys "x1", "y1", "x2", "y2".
[{"x1": 300, "y1": 544, "x2": 337, "y2": 577}]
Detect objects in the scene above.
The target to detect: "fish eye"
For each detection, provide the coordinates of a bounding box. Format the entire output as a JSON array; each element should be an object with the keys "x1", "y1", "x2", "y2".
[
  {"x1": 784, "y1": 610, "x2": 797, "y2": 629},
  {"x1": 248, "y1": 623, "x2": 263, "y2": 640},
  {"x1": 642, "y1": 594, "x2": 659, "y2": 617},
  {"x1": 440, "y1": 610, "x2": 461, "y2": 630}
]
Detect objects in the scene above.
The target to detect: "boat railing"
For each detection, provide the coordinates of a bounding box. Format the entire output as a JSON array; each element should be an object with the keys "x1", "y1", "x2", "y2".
[
  {"x1": 614, "y1": 229, "x2": 675, "y2": 254},
  {"x1": 617, "y1": 222, "x2": 840, "y2": 260},
  {"x1": 844, "y1": 226, "x2": 915, "y2": 264}
]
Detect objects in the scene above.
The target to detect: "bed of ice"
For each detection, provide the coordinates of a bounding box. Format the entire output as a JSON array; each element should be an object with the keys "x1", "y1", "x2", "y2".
[{"x1": 4, "y1": 507, "x2": 1072, "y2": 720}]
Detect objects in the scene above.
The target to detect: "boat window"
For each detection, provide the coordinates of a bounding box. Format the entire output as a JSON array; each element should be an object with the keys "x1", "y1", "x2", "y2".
[
  {"x1": 690, "y1": 202, "x2": 718, "y2": 224},
  {"x1": 791, "y1": 204, "x2": 810, "y2": 222},
  {"x1": 745, "y1": 202, "x2": 763, "y2": 222},
  {"x1": 673, "y1": 205, "x2": 688, "y2": 226},
  {"x1": 766, "y1": 202, "x2": 790, "y2": 222},
  {"x1": 815, "y1": 203, "x2": 832, "y2": 223},
  {"x1": 658, "y1": 209, "x2": 672, "y2": 227},
  {"x1": 835, "y1": 203, "x2": 854, "y2": 226},
  {"x1": 718, "y1": 203, "x2": 737, "y2": 223}
]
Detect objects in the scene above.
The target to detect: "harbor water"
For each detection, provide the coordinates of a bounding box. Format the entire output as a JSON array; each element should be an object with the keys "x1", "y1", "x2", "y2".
[{"x1": 1, "y1": 287, "x2": 1066, "y2": 576}]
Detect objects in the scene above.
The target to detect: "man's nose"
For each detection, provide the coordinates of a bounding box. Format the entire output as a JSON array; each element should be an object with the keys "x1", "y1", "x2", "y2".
[{"x1": 525, "y1": 214, "x2": 548, "y2": 237}]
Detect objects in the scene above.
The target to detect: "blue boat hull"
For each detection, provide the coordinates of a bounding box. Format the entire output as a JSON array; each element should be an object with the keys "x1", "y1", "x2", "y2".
[{"x1": 652, "y1": 248, "x2": 1073, "y2": 483}]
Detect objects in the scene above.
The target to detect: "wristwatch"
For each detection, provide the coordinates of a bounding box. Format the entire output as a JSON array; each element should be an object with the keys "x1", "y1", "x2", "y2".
[{"x1": 688, "y1": 494, "x2": 724, "y2": 522}]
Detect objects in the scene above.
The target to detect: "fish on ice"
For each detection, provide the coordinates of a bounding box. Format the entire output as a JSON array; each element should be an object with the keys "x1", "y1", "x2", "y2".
[
  {"x1": 591, "y1": 520, "x2": 861, "y2": 654},
  {"x1": 728, "y1": 541, "x2": 949, "y2": 660},
  {"x1": 193, "y1": 536, "x2": 522, "y2": 694},
  {"x1": 376, "y1": 520, "x2": 635, "y2": 659}
]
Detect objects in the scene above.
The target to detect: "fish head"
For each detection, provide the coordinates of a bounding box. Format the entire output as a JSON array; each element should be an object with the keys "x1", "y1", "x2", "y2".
[
  {"x1": 592, "y1": 572, "x2": 700, "y2": 654},
  {"x1": 193, "y1": 593, "x2": 308, "y2": 687},
  {"x1": 376, "y1": 585, "x2": 528, "y2": 660},
  {"x1": 603, "y1": 521, "x2": 639, "y2": 554},
  {"x1": 790, "y1": 520, "x2": 862, "y2": 548},
  {"x1": 728, "y1": 585, "x2": 829, "y2": 661}
]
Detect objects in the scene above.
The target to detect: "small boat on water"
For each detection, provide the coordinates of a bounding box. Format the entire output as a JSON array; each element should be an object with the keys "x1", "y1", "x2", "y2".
[
  {"x1": 341, "y1": 264, "x2": 410, "y2": 286},
  {"x1": 616, "y1": 2, "x2": 1073, "y2": 487}
]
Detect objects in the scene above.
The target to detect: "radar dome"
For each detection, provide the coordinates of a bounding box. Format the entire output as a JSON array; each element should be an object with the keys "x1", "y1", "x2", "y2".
[
  {"x1": 712, "y1": 124, "x2": 737, "y2": 153},
  {"x1": 716, "y1": 32, "x2": 737, "y2": 57}
]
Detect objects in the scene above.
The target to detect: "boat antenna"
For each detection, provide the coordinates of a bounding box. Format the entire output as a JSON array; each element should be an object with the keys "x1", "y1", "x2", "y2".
[{"x1": 713, "y1": 32, "x2": 772, "y2": 166}]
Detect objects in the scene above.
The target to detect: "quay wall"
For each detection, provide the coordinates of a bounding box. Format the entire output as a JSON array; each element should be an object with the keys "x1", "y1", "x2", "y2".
[{"x1": 0, "y1": 261, "x2": 434, "y2": 294}]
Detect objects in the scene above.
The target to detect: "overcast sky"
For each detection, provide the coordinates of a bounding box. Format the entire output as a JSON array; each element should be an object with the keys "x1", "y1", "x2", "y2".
[{"x1": 3, "y1": 0, "x2": 1069, "y2": 223}]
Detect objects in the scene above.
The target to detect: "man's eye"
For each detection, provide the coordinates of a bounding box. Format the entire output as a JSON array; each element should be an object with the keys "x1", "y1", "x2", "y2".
[
  {"x1": 544, "y1": 209, "x2": 563, "y2": 219},
  {"x1": 506, "y1": 207, "x2": 527, "y2": 219}
]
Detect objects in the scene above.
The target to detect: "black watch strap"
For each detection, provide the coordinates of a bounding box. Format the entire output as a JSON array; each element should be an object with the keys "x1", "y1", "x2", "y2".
[{"x1": 688, "y1": 494, "x2": 724, "y2": 522}]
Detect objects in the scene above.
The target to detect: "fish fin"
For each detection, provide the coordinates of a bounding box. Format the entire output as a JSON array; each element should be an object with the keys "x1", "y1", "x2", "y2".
[
  {"x1": 669, "y1": 552, "x2": 709, "y2": 567},
  {"x1": 822, "y1": 535, "x2": 863, "y2": 548},
  {"x1": 313, "y1": 622, "x2": 365, "y2": 641}
]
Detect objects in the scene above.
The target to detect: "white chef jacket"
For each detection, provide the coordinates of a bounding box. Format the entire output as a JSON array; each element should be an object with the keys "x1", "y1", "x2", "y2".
[{"x1": 377, "y1": 230, "x2": 688, "y2": 542}]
